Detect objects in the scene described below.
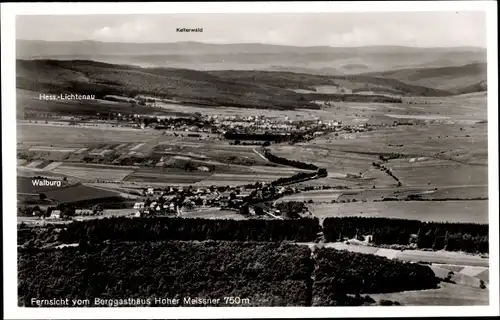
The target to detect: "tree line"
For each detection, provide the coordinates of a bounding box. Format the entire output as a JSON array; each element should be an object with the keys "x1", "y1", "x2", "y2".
[
  {"x1": 262, "y1": 149, "x2": 319, "y2": 170},
  {"x1": 323, "y1": 217, "x2": 489, "y2": 253},
  {"x1": 18, "y1": 241, "x2": 438, "y2": 307},
  {"x1": 18, "y1": 241, "x2": 312, "y2": 307},
  {"x1": 224, "y1": 132, "x2": 292, "y2": 142},
  {"x1": 313, "y1": 247, "x2": 438, "y2": 305},
  {"x1": 55, "y1": 217, "x2": 321, "y2": 244}
]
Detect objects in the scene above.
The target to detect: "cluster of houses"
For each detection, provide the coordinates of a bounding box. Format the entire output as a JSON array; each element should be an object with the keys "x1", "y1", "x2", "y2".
[
  {"x1": 213, "y1": 116, "x2": 339, "y2": 136},
  {"x1": 132, "y1": 183, "x2": 301, "y2": 218}
]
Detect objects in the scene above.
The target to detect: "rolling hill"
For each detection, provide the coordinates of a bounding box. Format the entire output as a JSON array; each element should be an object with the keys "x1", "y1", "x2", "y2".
[
  {"x1": 16, "y1": 59, "x2": 321, "y2": 110},
  {"x1": 359, "y1": 63, "x2": 487, "y2": 94},
  {"x1": 208, "y1": 70, "x2": 454, "y2": 97},
  {"x1": 16, "y1": 57, "x2": 486, "y2": 116},
  {"x1": 16, "y1": 40, "x2": 486, "y2": 73}
]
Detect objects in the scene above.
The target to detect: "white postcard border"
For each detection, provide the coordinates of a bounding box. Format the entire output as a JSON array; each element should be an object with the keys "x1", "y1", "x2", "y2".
[{"x1": 2, "y1": 1, "x2": 498, "y2": 319}]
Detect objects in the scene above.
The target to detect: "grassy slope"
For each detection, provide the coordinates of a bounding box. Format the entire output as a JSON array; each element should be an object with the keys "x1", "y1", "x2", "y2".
[
  {"x1": 359, "y1": 63, "x2": 487, "y2": 93},
  {"x1": 16, "y1": 59, "x2": 319, "y2": 110},
  {"x1": 209, "y1": 70, "x2": 453, "y2": 97}
]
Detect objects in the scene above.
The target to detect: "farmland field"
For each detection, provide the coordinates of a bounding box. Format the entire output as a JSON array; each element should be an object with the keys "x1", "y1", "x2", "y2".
[
  {"x1": 278, "y1": 190, "x2": 344, "y2": 202},
  {"x1": 125, "y1": 172, "x2": 209, "y2": 184},
  {"x1": 42, "y1": 184, "x2": 121, "y2": 203},
  {"x1": 319, "y1": 243, "x2": 489, "y2": 267},
  {"x1": 52, "y1": 163, "x2": 135, "y2": 181},
  {"x1": 369, "y1": 282, "x2": 488, "y2": 306},
  {"x1": 309, "y1": 122, "x2": 487, "y2": 166},
  {"x1": 283, "y1": 185, "x2": 488, "y2": 204},
  {"x1": 17, "y1": 122, "x2": 162, "y2": 146},
  {"x1": 17, "y1": 176, "x2": 71, "y2": 194},
  {"x1": 17, "y1": 89, "x2": 188, "y2": 119},
  {"x1": 385, "y1": 159, "x2": 487, "y2": 187},
  {"x1": 181, "y1": 208, "x2": 246, "y2": 220},
  {"x1": 195, "y1": 173, "x2": 286, "y2": 186},
  {"x1": 309, "y1": 200, "x2": 488, "y2": 224}
]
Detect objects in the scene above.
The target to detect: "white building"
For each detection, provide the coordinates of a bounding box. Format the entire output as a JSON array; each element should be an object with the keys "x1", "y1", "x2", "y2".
[
  {"x1": 133, "y1": 202, "x2": 145, "y2": 209},
  {"x1": 50, "y1": 210, "x2": 61, "y2": 219}
]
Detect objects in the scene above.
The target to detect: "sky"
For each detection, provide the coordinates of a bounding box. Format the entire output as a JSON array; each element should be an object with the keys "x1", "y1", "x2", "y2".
[{"x1": 16, "y1": 12, "x2": 487, "y2": 47}]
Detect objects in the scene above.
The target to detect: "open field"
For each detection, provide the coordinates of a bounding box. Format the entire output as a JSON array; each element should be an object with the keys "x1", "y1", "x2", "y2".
[
  {"x1": 18, "y1": 209, "x2": 137, "y2": 225},
  {"x1": 369, "y1": 282, "x2": 488, "y2": 306},
  {"x1": 317, "y1": 242, "x2": 489, "y2": 267},
  {"x1": 17, "y1": 176, "x2": 71, "y2": 194},
  {"x1": 124, "y1": 171, "x2": 209, "y2": 184},
  {"x1": 52, "y1": 163, "x2": 135, "y2": 181},
  {"x1": 279, "y1": 190, "x2": 344, "y2": 202},
  {"x1": 309, "y1": 123, "x2": 487, "y2": 165},
  {"x1": 154, "y1": 142, "x2": 272, "y2": 167},
  {"x1": 386, "y1": 160, "x2": 487, "y2": 187},
  {"x1": 181, "y1": 208, "x2": 247, "y2": 220},
  {"x1": 361, "y1": 63, "x2": 486, "y2": 93},
  {"x1": 268, "y1": 99, "x2": 487, "y2": 189},
  {"x1": 18, "y1": 121, "x2": 161, "y2": 146},
  {"x1": 309, "y1": 200, "x2": 488, "y2": 224},
  {"x1": 17, "y1": 89, "x2": 189, "y2": 119},
  {"x1": 41, "y1": 184, "x2": 121, "y2": 203}
]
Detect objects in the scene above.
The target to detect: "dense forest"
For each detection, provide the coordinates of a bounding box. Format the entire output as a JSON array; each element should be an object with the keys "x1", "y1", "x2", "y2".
[
  {"x1": 312, "y1": 247, "x2": 439, "y2": 305},
  {"x1": 18, "y1": 242, "x2": 312, "y2": 307},
  {"x1": 17, "y1": 217, "x2": 321, "y2": 245},
  {"x1": 18, "y1": 241, "x2": 439, "y2": 307},
  {"x1": 323, "y1": 217, "x2": 489, "y2": 253}
]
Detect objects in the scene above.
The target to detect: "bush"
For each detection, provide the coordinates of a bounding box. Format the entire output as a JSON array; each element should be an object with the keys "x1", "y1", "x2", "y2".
[{"x1": 480, "y1": 280, "x2": 486, "y2": 289}]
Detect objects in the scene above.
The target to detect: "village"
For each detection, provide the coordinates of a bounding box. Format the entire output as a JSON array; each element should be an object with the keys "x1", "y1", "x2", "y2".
[
  {"x1": 25, "y1": 105, "x2": 373, "y2": 142},
  {"x1": 132, "y1": 183, "x2": 307, "y2": 219}
]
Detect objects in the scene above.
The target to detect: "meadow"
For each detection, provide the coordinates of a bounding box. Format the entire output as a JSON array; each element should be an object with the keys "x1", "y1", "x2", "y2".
[
  {"x1": 42, "y1": 184, "x2": 121, "y2": 204},
  {"x1": 309, "y1": 200, "x2": 488, "y2": 224},
  {"x1": 17, "y1": 89, "x2": 185, "y2": 119},
  {"x1": 369, "y1": 282, "x2": 488, "y2": 306},
  {"x1": 17, "y1": 122, "x2": 161, "y2": 147}
]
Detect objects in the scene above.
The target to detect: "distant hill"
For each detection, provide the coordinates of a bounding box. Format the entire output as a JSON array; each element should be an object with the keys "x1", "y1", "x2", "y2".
[
  {"x1": 208, "y1": 70, "x2": 453, "y2": 97},
  {"x1": 359, "y1": 63, "x2": 487, "y2": 93},
  {"x1": 16, "y1": 40, "x2": 486, "y2": 73},
  {"x1": 16, "y1": 59, "x2": 321, "y2": 110},
  {"x1": 16, "y1": 57, "x2": 484, "y2": 117}
]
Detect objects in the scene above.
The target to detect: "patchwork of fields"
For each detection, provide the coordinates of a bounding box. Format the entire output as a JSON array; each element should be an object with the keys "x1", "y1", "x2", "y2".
[
  {"x1": 16, "y1": 91, "x2": 489, "y2": 230},
  {"x1": 17, "y1": 122, "x2": 162, "y2": 146},
  {"x1": 309, "y1": 200, "x2": 488, "y2": 224}
]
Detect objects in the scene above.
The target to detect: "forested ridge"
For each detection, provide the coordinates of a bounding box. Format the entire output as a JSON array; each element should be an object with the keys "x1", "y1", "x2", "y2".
[
  {"x1": 17, "y1": 216, "x2": 487, "y2": 306},
  {"x1": 18, "y1": 241, "x2": 439, "y2": 307},
  {"x1": 18, "y1": 217, "x2": 321, "y2": 245},
  {"x1": 323, "y1": 217, "x2": 489, "y2": 253},
  {"x1": 18, "y1": 216, "x2": 488, "y2": 253}
]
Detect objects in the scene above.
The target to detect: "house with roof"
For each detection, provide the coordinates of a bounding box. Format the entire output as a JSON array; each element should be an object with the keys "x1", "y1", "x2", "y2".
[
  {"x1": 50, "y1": 210, "x2": 62, "y2": 219},
  {"x1": 133, "y1": 202, "x2": 145, "y2": 209}
]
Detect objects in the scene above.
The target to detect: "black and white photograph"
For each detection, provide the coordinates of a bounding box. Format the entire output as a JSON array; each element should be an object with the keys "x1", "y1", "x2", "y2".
[{"x1": 2, "y1": 1, "x2": 498, "y2": 319}]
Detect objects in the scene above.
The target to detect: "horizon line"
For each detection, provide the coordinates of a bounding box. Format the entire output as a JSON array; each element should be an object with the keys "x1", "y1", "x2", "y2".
[{"x1": 15, "y1": 39, "x2": 487, "y2": 50}]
